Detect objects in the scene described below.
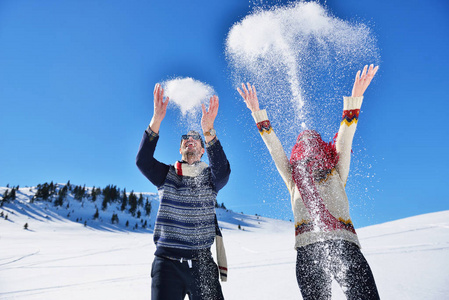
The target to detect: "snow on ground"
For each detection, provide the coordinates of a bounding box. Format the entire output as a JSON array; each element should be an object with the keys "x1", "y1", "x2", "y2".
[{"x1": 1, "y1": 187, "x2": 448, "y2": 299}]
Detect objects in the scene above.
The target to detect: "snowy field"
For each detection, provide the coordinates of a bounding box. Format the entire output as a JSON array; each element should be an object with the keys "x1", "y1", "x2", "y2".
[{"x1": 1, "y1": 188, "x2": 448, "y2": 299}]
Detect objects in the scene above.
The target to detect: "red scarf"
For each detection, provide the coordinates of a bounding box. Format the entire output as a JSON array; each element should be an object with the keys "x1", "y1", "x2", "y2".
[{"x1": 290, "y1": 130, "x2": 353, "y2": 233}]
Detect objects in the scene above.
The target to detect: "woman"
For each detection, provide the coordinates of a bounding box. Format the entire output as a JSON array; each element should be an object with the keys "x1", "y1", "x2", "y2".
[{"x1": 238, "y1": 65, "x2": 380, "y2": 300}]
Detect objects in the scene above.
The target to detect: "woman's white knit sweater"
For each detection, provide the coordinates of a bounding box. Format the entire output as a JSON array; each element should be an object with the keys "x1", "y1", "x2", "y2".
[{"x1": 251, "y1": 96, "x2": 364, "y2": 249}]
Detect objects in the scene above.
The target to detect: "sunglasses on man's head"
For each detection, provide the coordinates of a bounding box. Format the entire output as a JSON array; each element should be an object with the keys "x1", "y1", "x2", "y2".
[{"x1": 181, "y1": 134, "x2": 202, "y2": 141}]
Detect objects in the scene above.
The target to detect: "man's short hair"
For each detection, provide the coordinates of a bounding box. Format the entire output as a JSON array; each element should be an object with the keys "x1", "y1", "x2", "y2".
[{"x1": 180, "y1": 130, "x2": 205, "y2": 148}]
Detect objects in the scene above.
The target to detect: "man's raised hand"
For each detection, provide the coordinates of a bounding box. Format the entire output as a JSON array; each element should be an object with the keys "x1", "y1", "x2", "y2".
[
  {"x1": 201, "y1": 95, "x2": 219, "y2": 135},
  {"x1": 150, "y1": 83, "x2": 169, "y2": 134}
]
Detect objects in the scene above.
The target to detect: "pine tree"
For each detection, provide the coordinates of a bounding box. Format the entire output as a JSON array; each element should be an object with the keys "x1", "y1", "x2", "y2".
[
  {"x1": 102, "y1": 185, "x2": 119, "y2": 210},
  {"x1": 93, "y1": 208, "x2": 99, "y2": 220},
  {"x1": 101, "y1": 194, "x2": 109, "y2": 211},
  {"x1": 121, "y1": 188, "x2": 127, "y2": 211},
  {"x1": 35, "y1": 183, "x2": 51, "y2": 200},
  {"x1": 2, "y1": 189, "x2": 8, "y2": 202},
  {"x1": 111, "y1": 213, "x2": 119, "y2": 224},
  {"x1": 55, "y1": 185, "x2": 68, "y2": 206},
  {"x1": 74, "y1": 185, "x2": 84, "y2": 201},
  {"x1": 49, "y1": 182, "x2": 55, "y2": 194},
  {"x1": 9, "y1": 188, "x2": 16, "y2": 200},
  {"x1": 138, "y1": 193, "x2": 144, "y2": 207},
  {"x1": 129, "y1": 191, "x2": 138, "y2": 216},
  {"x1": 145, "y1": 199, "x2": 152, "y2": 216},
  {"x1": 91, "y1": 186, "x2": 97, "y2": 201}
]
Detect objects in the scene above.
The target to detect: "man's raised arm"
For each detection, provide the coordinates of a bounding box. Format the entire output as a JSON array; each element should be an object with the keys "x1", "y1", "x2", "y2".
[{"x1": 136, "y1": 83, "x2": 170, "y2": 187}]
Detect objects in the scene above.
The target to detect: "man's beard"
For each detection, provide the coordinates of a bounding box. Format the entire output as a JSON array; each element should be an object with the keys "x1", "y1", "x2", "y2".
[{"x1": 182, "y1": 147, "x2": 200, "y2": 160}]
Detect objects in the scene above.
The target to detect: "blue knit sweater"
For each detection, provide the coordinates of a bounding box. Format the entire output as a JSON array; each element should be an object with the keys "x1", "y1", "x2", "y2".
[{"x1": 136, "y1": 129, "x2": 231, "y2": 259}]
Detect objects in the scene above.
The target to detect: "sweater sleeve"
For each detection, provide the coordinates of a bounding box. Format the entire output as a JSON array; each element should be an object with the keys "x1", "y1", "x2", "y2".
[
  {"x1": 206, "y1": 137, "x2": 231, "y2": 192},
  {"x1": 251, "y1": 109, "x2": 294, "y2": 192},
  {"x1": 135, "y1": 127, "x2": 170, "y2": 188},
  {"x1": 335, "y1": 96, "x2": 363, "y2": 185}
]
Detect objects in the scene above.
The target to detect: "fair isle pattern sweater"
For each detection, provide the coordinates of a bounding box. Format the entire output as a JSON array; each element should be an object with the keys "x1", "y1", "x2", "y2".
[
  {"x1": 136, "y1": 129, "x2": 231, "y2": 259},
  {"x1": 252, "y1": 96, "x2": 363, "y2": 249},
  {"x1": 154, "y1": 163, "x2": 217, "y2": 253}
]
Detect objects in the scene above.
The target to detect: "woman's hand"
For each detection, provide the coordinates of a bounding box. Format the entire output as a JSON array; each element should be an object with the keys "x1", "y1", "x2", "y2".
[
  {"x1": 351, "y1": 64, "x2": 379, "y2": 97},
  {"x1": 237, "y1": 83, "x2": 260, "y2": 113}
]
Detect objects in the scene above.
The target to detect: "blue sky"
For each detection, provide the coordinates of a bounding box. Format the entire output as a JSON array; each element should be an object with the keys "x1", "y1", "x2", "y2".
[{"x1": 1, "y1": 0, "x2": 448, "y2": 228}]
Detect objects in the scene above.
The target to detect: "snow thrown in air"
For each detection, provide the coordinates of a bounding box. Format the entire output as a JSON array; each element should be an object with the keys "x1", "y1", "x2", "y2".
[
  {"x1": 163, "y1": 77, "x2": 215, "y2": 116},
  {"x1": 226, "y1": 1, "x2": 380, "y2": 145},
  {"x1": 162, "y1": 77, "x2": 216, "y2": 132}
]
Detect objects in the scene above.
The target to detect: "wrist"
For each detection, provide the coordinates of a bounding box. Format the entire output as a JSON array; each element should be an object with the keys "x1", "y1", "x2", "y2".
[
  {"x1": 149, "y1": 118, "x2": 162, "y2": 134},
  {"x1": 203, "y1": 128, "x2": 216, "y2": 137}
]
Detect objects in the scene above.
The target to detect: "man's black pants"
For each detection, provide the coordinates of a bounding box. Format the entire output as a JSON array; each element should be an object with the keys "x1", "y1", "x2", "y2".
[
  {"x1": 296, "y1": 239, "x2": 380, "y2": 300},
  {"x1": 151, "y1": 252, "x2": 224, "y2": 300}
]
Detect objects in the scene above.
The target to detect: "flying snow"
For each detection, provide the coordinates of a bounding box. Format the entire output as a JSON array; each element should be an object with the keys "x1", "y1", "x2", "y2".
[
  {"x1": 163, "y1": 77, "x2": 215, "y2": 116},
  {"x1": 226, "y1": 1, "x2": 380, "y2": 142}
]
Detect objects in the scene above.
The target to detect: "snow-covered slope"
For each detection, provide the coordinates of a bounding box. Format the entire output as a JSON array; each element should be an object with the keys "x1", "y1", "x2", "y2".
[{"x1": 1, "y1": 186, "x2": 448, "y2": 299}]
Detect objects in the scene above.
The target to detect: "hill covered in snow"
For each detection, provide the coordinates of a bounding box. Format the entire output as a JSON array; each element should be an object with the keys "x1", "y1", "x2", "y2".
[{"x1": 1, "y1": 185, "x2": 448, "y2": 299}]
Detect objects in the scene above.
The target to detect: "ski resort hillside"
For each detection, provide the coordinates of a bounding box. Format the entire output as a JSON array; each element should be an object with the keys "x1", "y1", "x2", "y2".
[
  {"x1": 1, "y1": 185, "x2": 448, "y2": 299},
  {"x1": 1, "y1": 184, "x2": 160, "y2": 233}
]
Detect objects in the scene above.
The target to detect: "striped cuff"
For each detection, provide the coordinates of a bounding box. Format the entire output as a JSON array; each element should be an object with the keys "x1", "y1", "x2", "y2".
[
  {"x1": 341, "y1": 96, "x2": 363, "y2": 126},
  {"x1": 251, "y1": 109, "x2": 273, "y2": 135},
  {"x1": 206, "y1": 136, "x2": 218, "y2": 147},
  {"x1": 341, "y1": 109, "x2": 360, "y2": 126},
  {"x1": 145, "y1": 126, "x2": 159, "y2": 142}
]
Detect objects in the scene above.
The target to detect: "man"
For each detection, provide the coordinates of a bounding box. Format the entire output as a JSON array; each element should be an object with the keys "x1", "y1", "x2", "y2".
[
  {"x1": 238, "y1": 65, "x2": 380, "y2": 299},
  {"x1": 136, "y1": 83, "x2": 230, "y2": 300}
]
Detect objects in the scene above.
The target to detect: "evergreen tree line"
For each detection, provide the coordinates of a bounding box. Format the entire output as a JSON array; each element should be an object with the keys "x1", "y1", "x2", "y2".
[
  {"x1": 2, "y1": 181, "x2": 229, "y2": 229},
  {"x1": 1, "y1": 181, "x2": 153, "y2": 220}
]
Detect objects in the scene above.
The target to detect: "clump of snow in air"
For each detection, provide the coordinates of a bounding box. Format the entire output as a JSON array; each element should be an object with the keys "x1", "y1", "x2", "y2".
[
  {"x1": 226, "y1": 1, "x2": 380, "y2": 144},
  {"x1": 163, "y1": 77, "x2": 215, "y2": 116},
  {"x1": 162, "y1": 77, "x2": 215, "y2": 132}
]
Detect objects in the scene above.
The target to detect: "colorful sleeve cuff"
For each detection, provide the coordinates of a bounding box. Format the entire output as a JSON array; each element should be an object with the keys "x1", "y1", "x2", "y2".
[
  {"x1": 341, "y1": 97, "x2": 363, "y2": 127},
  {"x1": 145, "y1": 126, "x2": 159, "y2": 142},
  {"x1": 206, "y1": 136, "x2": 218, "y2": 147},
  {"x1": 251, "y1": 109, "x2": 273, "y2": 135}
]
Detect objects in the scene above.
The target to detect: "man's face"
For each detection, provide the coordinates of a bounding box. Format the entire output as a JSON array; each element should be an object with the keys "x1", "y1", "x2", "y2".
[{"x1": 179, "y1": 134, "x2": 205, "y2": 158}]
